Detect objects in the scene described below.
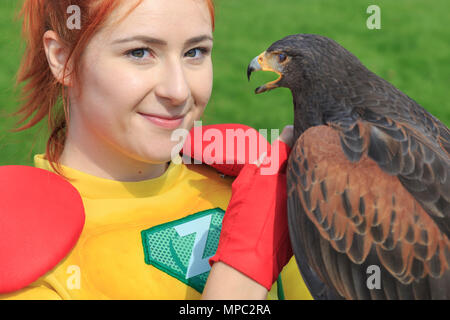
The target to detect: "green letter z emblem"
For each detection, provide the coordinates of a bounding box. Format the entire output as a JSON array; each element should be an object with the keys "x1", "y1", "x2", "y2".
[{"x1": 141, "y1": 208, "x2": 224, "y2": 293}]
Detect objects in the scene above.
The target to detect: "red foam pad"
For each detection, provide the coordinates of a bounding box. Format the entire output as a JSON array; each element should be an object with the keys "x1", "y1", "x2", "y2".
[{"x1": 0, "y1": 166, "x2": 85, "y2": 294}]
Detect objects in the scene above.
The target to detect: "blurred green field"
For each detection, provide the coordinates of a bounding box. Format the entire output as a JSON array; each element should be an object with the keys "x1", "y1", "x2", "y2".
[{"x1": 0, "y1": 0, "x2": 449, "y2": 166}]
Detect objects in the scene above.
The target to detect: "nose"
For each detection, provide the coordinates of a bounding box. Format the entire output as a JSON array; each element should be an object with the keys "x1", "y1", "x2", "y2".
[{"x1": 154, "y1": 59, "x2": 190, "y2": 107}]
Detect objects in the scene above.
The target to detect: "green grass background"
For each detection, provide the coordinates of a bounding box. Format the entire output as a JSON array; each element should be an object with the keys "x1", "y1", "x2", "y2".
[{"x1": 0, "y1": 0, "x2": 449, "y2": 166}]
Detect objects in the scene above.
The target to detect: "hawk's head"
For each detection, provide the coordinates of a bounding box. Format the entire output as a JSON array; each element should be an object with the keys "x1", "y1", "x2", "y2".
[{"x1": 247, "y1": 34, "x2": 367, "y2": 95}]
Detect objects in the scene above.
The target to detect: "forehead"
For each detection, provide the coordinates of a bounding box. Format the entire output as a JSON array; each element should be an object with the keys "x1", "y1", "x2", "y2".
[{"x1": 103, "y1": 0, "x2": 212, "y2": 40}]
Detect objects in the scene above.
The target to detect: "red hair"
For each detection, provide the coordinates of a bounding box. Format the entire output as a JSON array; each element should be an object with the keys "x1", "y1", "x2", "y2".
[{"x1": 14, "y1": 0, "x2": 215, "y2": 177}]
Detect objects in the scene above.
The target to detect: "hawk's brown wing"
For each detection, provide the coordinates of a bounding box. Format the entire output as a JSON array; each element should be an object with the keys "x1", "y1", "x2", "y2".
[
  {"x1": 287, "y1": 125, "x2": 450, "y2": 299},
  {"x1": 333, "y1": 106, "x2": 449, "y2": 235}
]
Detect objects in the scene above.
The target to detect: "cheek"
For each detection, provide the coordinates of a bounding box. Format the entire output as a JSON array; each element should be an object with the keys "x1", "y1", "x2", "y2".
[
  {"x1": 77, "y1": 55, "x2": 148, "y2": 120},
  {"x1": 189, "y1": 63, "x2": 213, "y2": 109}
]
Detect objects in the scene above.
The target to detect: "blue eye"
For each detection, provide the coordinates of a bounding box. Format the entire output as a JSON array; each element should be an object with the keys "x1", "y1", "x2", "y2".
[
  {"x1": 185, "y1": 47, "x2": 209, "y2": 59},
  {"x1": 278, "y1": 53, "x2": 287, "y2": 63},
  {"x1": 186, "y1": 48, "x2": 199, "y2": 58},
  {"x1": 128, "y1": 48, "x2": 151, "y2": 60}
]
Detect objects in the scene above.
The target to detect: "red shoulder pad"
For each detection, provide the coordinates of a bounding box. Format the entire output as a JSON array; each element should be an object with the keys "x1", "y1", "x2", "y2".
[
  {"x1": 0, "y1": 166, "x2": 85, "y2": 294},
  {"x1": 181, "y1": 123, "x2": 272, "y2": 177}
]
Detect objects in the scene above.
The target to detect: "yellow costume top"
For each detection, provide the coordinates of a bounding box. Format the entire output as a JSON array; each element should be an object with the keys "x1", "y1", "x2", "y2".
[{"x1": 0, "y1": 154, "x2": 312, "y2": 300}]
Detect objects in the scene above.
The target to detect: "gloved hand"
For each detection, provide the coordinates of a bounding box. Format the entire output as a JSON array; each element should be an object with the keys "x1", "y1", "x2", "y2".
[
  {"x1": 210, "y1": 137, "x2": 293, "y2": 290},
  {"x1": 181, "y1": 124, "x2": 294, "y2": 290},
  {"x1": 180, "y1": 123, "x2": 272, "y2": 177}
]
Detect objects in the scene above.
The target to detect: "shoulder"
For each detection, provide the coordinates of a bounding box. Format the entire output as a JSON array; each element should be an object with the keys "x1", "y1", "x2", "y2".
[
  {"x1": 0, "y1": 165, "x2": 84, "y2": 295},
  {"x1": 180, "y1": 162, "x2": 234, "y2": 209},
  {"x1": 184, "y1": 162, "x2": 235, "y2": 188}
]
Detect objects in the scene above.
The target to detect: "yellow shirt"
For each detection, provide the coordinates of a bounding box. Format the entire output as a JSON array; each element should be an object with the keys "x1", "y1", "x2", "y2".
[{"x1": 0, "y1": 154, "x2": 312, "y2": 300}]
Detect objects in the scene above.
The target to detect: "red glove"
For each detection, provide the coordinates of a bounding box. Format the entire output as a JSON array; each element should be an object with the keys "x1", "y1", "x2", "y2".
[
  {"x1": 181, "y1": 123, "x2": 271, "y2": 177},
  {"x1": 181, "y1": 124, "x2": 293, "y2": 290},
  {"x1": 210, "y1": 138, "x2": 293, "y2": 290}
]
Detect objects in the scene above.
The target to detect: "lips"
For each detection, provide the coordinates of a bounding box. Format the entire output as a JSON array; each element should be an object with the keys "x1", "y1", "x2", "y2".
[{"x1": 138, "y1": 112, "x2": 184, "y2": 130}]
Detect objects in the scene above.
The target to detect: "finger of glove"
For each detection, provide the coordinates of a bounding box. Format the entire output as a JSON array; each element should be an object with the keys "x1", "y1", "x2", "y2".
[{"x1": 278, "y1": 125, "x2": 294, "y2": 148}]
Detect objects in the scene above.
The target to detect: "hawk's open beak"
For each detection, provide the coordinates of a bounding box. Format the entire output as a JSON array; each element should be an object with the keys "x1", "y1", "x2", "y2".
[{"x1": 247, "y1": 51, "x2": 283, "y2": 94}]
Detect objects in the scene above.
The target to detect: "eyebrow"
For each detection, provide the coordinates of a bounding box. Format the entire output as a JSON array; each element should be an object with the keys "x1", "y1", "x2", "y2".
[{"x1": 112, "y1": 35, "x2": 213, "y2": 46}]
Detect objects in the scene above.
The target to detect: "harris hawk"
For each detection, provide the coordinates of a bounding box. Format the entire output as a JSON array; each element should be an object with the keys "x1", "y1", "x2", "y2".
[{"x1": 247, "y1": 34, "x2": 450, "y2": 300}]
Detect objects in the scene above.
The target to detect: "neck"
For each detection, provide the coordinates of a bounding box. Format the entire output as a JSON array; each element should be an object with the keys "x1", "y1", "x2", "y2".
[{"x1": 60, "y1": 120, "x2": 169, "y2": 182}]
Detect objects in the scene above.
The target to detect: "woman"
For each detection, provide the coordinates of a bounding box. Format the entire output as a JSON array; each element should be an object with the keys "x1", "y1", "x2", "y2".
[{"x1": 1, "y1": 0, "x2": 312, "y2": 299}]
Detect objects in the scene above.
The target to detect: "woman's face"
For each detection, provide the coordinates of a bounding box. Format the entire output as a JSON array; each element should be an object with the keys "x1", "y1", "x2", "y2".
[{"x1": 67, "y1": 0, "x2": 213, "y2": 169}]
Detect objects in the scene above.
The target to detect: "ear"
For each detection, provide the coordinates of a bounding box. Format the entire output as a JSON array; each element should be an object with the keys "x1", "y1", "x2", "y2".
[{"x1": 43, "y1": 30, "x2": 73, "y2": 87}]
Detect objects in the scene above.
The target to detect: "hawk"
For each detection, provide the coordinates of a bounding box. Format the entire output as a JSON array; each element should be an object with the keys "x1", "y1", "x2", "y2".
[{"x1": 247, "y1": 34, "x2": 450, "y2": 299}]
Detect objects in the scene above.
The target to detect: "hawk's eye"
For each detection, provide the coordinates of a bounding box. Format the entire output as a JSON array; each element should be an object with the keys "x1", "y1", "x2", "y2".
[{"x1": 278, "y1": 53, "x2": 287, "y2": 63}]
